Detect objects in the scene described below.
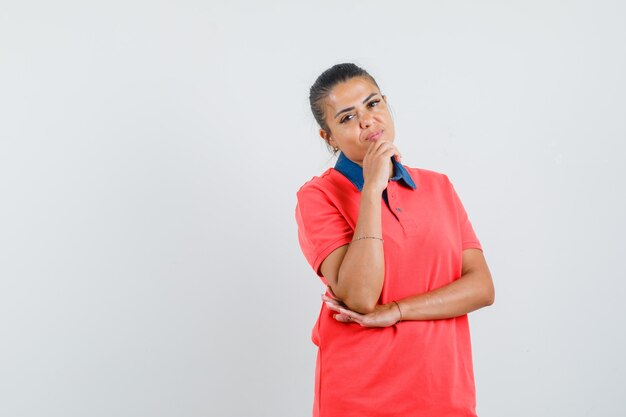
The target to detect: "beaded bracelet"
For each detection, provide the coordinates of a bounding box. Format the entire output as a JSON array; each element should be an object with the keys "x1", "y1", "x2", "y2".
[{"x1": 352, "y1": 236, "x2": 384, "y2": 243}]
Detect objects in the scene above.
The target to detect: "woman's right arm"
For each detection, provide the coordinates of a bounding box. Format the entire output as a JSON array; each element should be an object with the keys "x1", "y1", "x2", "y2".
[{"x1": 320, "y1": 141, "x2": 400, "y2": 314}]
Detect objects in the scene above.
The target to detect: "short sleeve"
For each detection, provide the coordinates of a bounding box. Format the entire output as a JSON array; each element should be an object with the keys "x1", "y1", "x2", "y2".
[
  {"x1": 447, "y1": 178, "x2": 483, "y2": 251},
  {"x1": 295, "y1": 185, "x2": 353, "y2": 282}
]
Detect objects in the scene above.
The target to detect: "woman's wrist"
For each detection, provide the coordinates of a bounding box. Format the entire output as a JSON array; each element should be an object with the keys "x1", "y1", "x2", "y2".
[
  {"x1": 362, "y1": 183, "x2": 384, "y2": 198},
  {"x1": 392, "y1": 300, "x2": 403, "y2": 323}
]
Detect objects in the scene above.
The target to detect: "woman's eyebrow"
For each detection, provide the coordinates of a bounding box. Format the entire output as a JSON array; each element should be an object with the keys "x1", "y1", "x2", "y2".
[{"x1": 334, "y1": 93, "x2": 379, "y2": 119}]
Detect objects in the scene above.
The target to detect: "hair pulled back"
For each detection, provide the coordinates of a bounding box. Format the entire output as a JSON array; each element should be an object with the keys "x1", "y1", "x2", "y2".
[{"x1": 309, "y1": 63, "x2": 380, "y2": 142}]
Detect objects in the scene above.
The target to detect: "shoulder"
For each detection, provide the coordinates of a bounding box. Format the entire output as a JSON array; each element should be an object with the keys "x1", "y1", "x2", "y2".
[
  {"x1": 403, "y1": 165, "x2": 454, "y2": 189},
  {"x1": 296, "y1": 168, "x2": 350, "y2": 201},
  {"x1": 296, "y1": 168, "x2": 333, "y2": 193}
]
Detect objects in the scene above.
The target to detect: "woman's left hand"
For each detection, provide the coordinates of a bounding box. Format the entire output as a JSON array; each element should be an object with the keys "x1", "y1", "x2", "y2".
[{"x1": 322, "y1": 293, "x2": 402, "y2": 328}]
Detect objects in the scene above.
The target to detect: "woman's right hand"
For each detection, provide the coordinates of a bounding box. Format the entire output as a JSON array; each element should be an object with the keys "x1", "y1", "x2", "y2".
[
  {"x1": 361, "y1": 140, "x2": 401, "y2": 194},
  {"x1": 323, "y1": 294, "x2": 402, "y2": 328}
]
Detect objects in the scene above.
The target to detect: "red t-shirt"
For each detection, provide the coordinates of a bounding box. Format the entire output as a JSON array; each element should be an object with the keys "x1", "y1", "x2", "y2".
[{"x1": 295, "y1": 165, "x2": 483, "y2": 417}]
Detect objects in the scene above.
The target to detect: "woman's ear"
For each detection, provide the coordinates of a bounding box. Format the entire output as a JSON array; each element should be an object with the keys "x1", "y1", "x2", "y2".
[{"x1": 319, "y1": 129, "x2": 333, "y2": 146}]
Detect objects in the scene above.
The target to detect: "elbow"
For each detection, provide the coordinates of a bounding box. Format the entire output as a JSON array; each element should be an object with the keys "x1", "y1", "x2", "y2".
[
  {"x1": 340, "y1": 288, "x2": 379, "y2": 314},
  {"x1": 346, "y1": 298, "x2": 378, "y2": 315},
  {"x1": 336, "y1": 270, "x2": 383, "y2": 314},
  {"x1": 484, "y1": 283, "x2": 495, "y2": 307},
  {"x1": 331, "y1": 285, "x2": 379, "y2": 314},
  {"x1": 475, "y1": 270, "x2": 495, "y2": 307},
  {"x1": 485, "y1": 292, "x2": 495, "y2": 307}
]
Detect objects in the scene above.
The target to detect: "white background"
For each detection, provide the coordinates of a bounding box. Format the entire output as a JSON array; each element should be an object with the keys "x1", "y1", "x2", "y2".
[{"x1": 1, "y1": 1, "x2": 625, "y2": 416}]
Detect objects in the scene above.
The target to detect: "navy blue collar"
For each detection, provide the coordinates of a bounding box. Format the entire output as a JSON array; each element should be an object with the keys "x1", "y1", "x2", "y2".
[{"x1": 334, "y1": 152, "x2": 417, "y2": 192}]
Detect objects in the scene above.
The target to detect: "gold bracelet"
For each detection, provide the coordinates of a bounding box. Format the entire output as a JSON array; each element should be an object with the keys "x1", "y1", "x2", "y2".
[
  {"x1": 392, "y1": 300, "x2": 403, "y2": 322},
  {"x1": 352, "y1": 236, "x2": 384, "y2": 243}
]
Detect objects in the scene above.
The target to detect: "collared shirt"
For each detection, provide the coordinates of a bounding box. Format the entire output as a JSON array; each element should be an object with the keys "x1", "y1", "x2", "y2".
[{"x1": 295, "y1": 160, "x2": 483, "y2": 416}]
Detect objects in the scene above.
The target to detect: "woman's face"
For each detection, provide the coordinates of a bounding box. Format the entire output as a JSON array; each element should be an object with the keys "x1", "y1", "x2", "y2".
[{"x1": 321, "y1": 76, "x2": 395, "y2": 166}]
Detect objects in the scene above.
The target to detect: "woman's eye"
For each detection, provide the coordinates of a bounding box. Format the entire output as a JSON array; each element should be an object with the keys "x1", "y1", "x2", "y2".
[
  {"x1": 340, "y1": 114, "x2": 354, "y2": 123},
  {"x1": 369, "y1": 100, "x2": 380, "y2": 107}
]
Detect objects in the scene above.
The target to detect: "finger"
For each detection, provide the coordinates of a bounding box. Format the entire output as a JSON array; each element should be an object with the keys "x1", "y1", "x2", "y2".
[
  {"x1": 322, "y1": 294, "x2": 338, "y2": 303},
  {"x1": 367, "y1": 140, "x2": 391, "y2": 156},
  {"x1": 375, "y1": 142, "x2": 399, "y2": 158},
  {"x1": 364, "y1": 140, "x2": 380, "y2": 159},
  {"x1": 322, "y1": 295, "x2": 347, "y2": 309},
  {"x1": 326, "y1": 286, "x2": 341, "y2": 300},
  {"x1": 322, "y1": 294, "x2": 346, "y2": 308},
  {"x1": 382, "y1": 147, "x2": 402, "y2": 164},
  {"x1": 338, "y1": 307, "x2": 363, "y2": 321},
  {"x1": 333, "y1": 313, "x2": 353, "y2": 323},
  {"x1": 370, "y1": 144, "x2": 400, "y2": 163},
  {"x1": 366, "y1": 138, "x2": 396, "y2": 158},
  {"x1": 363, "y1": 142, "x2": 395, "y2": 167},
  {"x1": 324, "y1": 300, "x2": 343, "y2": 313},
  {"x1": 349, "y1": 316, "x2": 368, "y2": 327}
]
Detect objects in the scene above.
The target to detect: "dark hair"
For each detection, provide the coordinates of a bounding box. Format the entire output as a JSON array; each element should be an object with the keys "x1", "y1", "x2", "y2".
[{"x1": 309, "y1": 63, "x2": 380, "y2": 151}]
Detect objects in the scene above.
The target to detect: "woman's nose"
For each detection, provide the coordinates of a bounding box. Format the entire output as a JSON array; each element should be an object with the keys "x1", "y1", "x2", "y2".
[{"x1": 359, "y1": 113, "x2": 373, "y2": 128}]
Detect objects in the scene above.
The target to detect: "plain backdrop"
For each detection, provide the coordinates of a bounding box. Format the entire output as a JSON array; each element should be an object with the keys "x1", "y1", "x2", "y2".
[{"x1": 1, "y1": 1, "x2": 625, "y2": 416}]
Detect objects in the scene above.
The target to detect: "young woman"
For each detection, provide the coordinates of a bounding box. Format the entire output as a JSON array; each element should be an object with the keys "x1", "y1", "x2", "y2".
[
  {"x1": 296, "y1": 64, "x2": 494, "y2": 417},
  {"x1": 295, "y1": 63, "x2": 495, "y2": 417}
]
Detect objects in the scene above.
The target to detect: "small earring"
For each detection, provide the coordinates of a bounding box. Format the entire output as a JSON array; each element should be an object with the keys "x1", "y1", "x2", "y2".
[{"x1": 333, "y1": 146, "x2": 339, "y2": 152}]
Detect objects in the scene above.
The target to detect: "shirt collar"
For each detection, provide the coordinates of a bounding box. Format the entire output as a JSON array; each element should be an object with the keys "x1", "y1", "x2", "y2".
[{"x1": 334, "y1": 152, "x2": 417, "y2": 192}]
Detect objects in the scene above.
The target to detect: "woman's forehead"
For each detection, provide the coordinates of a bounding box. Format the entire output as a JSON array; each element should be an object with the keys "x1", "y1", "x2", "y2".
[{"x1": 326, "y1": 77, "x2": 380, "y2": 112}]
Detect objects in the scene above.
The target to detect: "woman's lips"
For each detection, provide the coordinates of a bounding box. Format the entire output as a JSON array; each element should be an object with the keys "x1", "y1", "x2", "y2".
[{"x1": 366, "y1": 130, "x2": 383, "y2": 141}]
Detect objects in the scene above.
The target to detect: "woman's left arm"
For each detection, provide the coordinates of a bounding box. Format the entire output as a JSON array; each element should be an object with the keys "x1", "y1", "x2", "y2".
[{"x1": 323, "y1": 248, "x2": 494, "y2": 327}]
